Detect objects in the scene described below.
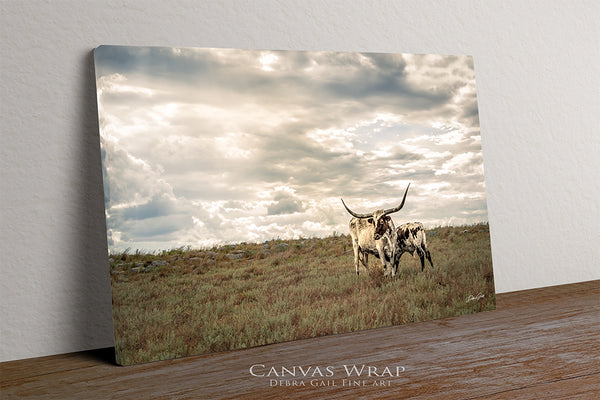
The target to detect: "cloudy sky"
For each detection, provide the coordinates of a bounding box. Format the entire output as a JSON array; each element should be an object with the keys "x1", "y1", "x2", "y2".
[{"x1": 94, "y1": 46, "x2": 488, "y2": 252}]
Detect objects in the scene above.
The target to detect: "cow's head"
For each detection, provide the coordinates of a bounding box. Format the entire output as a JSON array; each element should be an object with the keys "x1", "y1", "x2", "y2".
[
  {"x1": 341, "y1": 183, "x2": 411, "y2": 240},
  {"x1": 370, "y1": 213, "x2": 392, "y2": 240}
]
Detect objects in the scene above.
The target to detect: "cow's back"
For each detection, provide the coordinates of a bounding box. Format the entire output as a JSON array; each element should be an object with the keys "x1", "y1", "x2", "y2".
[{"x1": 397, "y1": 222, "x2": 426, "y2": 253}]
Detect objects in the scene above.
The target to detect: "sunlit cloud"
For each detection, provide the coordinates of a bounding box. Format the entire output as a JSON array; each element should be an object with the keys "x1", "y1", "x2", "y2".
[{"x1": 259, "y1": 52, "x2": 279, "y2": 71}]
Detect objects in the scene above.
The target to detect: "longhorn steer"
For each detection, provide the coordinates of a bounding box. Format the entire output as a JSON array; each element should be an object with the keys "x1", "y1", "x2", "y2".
[
  {"x1": 394, "y1": 222, "x2": 434, "y2": 274},
  {"x1": 341, "y1": 184, "x2": 410, "y2": 277}
]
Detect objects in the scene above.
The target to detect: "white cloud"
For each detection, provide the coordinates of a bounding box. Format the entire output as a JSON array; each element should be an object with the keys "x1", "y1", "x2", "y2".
[
  {"x1": 97, "y1": 73, "x2": 155, "y2": 97},
  {"x1": 435, "y1": 152, "x2": 482, "y2": 176},
  {"x1": 259, "y1": 52, "x2": 279, "y2": 71},
  {"x1": 215, "y1": 133, "x2": 253, "y2": 159},
  {"x1": 306, "y1": 128, "x2": 356, "y2": 153}
]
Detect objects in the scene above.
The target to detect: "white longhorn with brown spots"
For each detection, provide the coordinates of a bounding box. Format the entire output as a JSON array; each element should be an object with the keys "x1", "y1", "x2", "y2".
[{"x1": 341, "y1": 184, "x2": 410, "y2": 277}]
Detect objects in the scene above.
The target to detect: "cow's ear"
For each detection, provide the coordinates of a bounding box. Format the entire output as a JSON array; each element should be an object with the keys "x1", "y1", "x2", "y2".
[
  {"x1": 368, "y1": 218, "x2": 373, "y2": 224},
  {"x1": 384, "y1": 215, "x2": 391, "y2": 221}
]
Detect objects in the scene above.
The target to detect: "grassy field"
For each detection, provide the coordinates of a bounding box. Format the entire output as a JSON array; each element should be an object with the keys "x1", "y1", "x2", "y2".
[{"x1": 109, "y1": 223, "x2": 495, "y2": 365}]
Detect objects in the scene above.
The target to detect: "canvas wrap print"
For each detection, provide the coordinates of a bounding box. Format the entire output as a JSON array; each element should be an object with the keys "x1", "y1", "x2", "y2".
[{"x1": 94, "y1": 45, "x2": 495, "y2": 366}]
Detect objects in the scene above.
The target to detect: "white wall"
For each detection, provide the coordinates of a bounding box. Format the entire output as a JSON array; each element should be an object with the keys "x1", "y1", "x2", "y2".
[{"x1": 1, "y1": 0, "x2": 598, "y2": 363}]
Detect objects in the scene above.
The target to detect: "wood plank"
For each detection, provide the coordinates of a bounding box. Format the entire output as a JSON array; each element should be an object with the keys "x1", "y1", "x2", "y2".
[
  {"x1": 496, "y1": 279, "x2": 599, "y2": 309},
  {"x1": 473, "y1": 373, "x2": 600, "y2": 400},
  {"x1": 2, "y1": 280, "x2": 598, "y2": 399}
]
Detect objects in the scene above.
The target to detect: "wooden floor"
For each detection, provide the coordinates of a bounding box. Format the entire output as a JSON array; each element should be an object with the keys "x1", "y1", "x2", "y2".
[{"x1": 2, "y1": 280, "x2": 599, "y2": 399}]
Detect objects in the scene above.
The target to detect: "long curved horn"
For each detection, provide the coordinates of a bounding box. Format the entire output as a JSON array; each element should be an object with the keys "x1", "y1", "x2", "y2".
[
  {"x1": 341, "y1": 198, "x2": 373, "y2": 219},
  {"x1": 382, "y1": 183, "x2": 411, "y2": 216}
]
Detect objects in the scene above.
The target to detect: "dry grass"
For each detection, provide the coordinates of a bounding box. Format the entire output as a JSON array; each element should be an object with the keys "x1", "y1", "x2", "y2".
[{"x1": 110, "y1": 223, "x2": 495, "y2": 365}]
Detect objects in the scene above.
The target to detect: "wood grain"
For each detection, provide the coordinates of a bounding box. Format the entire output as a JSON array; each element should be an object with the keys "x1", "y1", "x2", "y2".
[{"x1": 2, "y1": 280, "x2": 599, "y2": 399}]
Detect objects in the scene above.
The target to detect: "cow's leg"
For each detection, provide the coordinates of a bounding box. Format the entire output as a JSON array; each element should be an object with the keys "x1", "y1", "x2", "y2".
[
  {"x1": 358, "y1": 252, "x2": 369, "y2": 275},
  {"x1": 377, "y1": 247, "x2": 390, "y2": 277},
  {"x1": 356, "y1": 250, "x2": 370, "y2": 276},
  {"x1": 416, "y1": 248, "x2": 425, "y2": 271},
  {"x1": 425, "y1": 249, "x2": 434, "y2": 269},
  {"x1": 386, "y1": 251, "x2": 397, "y2": 278},
  {"x1": 394, "y1": 251, "x2": 403, "y2": 277},
  {"x1": 353, "y1": 243, "x2": 360, "y2": 276}
]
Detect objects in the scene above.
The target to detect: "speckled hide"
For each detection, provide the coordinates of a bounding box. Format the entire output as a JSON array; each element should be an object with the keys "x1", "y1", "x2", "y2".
[{"x1": 395, "y1": 222, "x2": 434, "y2": 273}]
